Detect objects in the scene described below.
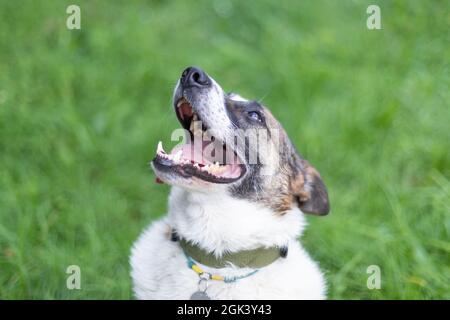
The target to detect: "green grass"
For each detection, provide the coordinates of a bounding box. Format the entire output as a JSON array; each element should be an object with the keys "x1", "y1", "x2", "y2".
[{"x1": 0, "y1": 0, "x2": 448, "y2": 299}]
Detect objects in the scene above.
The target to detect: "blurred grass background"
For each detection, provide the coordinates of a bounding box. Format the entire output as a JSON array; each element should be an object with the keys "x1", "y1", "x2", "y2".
[{"x1": 0, "y1": 0, "x2": 449, "y2": 299}]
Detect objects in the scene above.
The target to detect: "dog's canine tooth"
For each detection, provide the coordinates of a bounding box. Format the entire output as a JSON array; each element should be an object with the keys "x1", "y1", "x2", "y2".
[{"x1": 157, "y1": 141, "x2": 165, "y2": 154}]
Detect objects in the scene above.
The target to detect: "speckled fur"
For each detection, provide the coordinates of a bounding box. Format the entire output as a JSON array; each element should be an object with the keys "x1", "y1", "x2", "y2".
[{"x1": 130, "y1": 69, "x2": 329, "y2": 300}]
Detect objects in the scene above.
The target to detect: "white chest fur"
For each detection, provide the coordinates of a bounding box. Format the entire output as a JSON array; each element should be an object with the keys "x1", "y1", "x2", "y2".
[{"x1": 130, "y1": 187, "x2": 326, "y2": 300}]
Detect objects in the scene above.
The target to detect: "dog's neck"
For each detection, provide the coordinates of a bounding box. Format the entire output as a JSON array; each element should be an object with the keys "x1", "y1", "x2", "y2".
[{"x1": 168, "y1": 186, "x2": 306, "y2": 256}]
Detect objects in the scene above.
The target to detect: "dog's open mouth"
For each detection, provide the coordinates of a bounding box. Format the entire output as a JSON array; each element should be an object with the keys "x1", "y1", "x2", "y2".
[{"x1": 152, "y1": 98, "x2": 246, "y2": 184}]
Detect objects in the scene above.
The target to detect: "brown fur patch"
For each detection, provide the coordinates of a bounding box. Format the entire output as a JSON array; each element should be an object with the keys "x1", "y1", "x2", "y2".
[
  {"x1": 228, "y1": 99, "x2": 329, "y2": 216},
  {"x1": 297, "y1": 160, "x2": 330, "y2": 215}
]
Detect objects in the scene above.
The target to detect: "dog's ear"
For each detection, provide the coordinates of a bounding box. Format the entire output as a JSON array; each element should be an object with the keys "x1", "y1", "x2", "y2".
[{"x1": 290, "y1": 160, "x2": 330, "y2": 216}]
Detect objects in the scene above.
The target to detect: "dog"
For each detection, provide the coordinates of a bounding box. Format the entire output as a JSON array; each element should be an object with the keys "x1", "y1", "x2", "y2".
[{"x1": 130, "y1": 67, "x2": 330, "y2": 300}]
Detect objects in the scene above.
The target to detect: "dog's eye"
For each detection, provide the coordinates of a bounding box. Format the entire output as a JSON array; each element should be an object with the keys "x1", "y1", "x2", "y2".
[{"x1": 247, "y1": 111, "x2": 263, "y2": 122}]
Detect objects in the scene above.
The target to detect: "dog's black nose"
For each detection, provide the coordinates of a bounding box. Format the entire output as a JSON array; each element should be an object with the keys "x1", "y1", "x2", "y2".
[{"x1": 181, "y1": 67, "x2": 210, "y2": 88}]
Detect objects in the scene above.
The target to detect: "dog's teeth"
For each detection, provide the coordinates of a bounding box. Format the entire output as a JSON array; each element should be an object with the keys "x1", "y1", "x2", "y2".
[
  {"x1": 209, "y1": 162, "x2": 222, "y2": 174},
  {"x1": 208, "y1": 166, "x2": 216, "y2": 174},
  {"x1": 193, "y1": 121, "x2": 203, "y2": 136},
  {"x1": 173, "y1": 150, "x2": 182, "y2": 162}
]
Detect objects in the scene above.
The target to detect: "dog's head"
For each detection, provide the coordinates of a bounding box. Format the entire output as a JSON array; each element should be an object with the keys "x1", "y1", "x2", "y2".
[{"x1": 152, "y1": 67, "x2": 329, "y2": 216}]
